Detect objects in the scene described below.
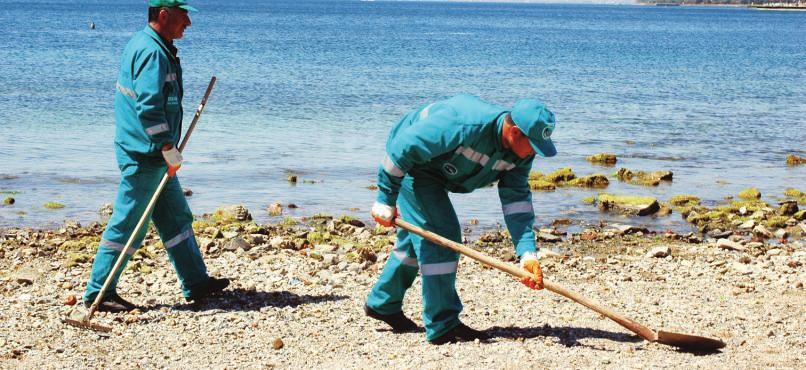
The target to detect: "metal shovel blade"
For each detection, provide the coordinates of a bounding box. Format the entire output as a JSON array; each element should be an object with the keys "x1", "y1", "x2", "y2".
[
  {"x1": 61, "y1": 313, "x2": 112, "y2": 333},
  {"x1": 656, "y1": 330, "x2": 725, "y2": 351}
]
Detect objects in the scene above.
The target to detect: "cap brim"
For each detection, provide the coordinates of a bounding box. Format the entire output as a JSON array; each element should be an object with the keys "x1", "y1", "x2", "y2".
[
  {"x1": 529, "y1": 138, "x2": 556, "y2": 158},
  {"x1": 178, "y1": 4, "x2": 198, "y2": 12}
]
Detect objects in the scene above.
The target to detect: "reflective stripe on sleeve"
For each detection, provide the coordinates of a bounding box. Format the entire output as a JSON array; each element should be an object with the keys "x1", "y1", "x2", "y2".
[
  {"x1": 454, "y1": 146, "x2": 490, "y2": 166},
  {"x1": 145, "y1": 123, "x2": 170, "y2": 136},
  {"x1": 502, "y1": 201, "x2": 534, "y2": 216},
  {"x1": 392, "y1": 249, "x2": 418, "y2": 267},
  {"x1": 99, "y1": 239, "x2": 137, "y2": 256},
  {"x1": 492, "y1": 160, "x2": 516, "y2": 171},
  {"x1": 420, "y1": 261, "x2": 458, "y2": 276},
  {"x1": 382, "y1": 155, "x2": 405, "y2": 177},
  {"x1": 164, "y1": 229, "x2": 193, "y2": 249},
  {"x1": 165, "y1": 73, "x2": 177, "y2": 82},
  {"x1": 419, "y1": 103, "x2": 434, "y2": 120},
  {"x1": 115, "y1": 82, "x2": 136, "y2": 98}
]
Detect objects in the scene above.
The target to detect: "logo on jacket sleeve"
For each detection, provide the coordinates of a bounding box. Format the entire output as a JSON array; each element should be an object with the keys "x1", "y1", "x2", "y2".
[{"x1": 442, "y1": 163, "x2": 458, "y2": 176}]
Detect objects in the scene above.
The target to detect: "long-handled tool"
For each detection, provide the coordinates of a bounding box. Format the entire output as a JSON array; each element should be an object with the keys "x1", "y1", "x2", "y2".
[
  {"x1": 394, "y1": 218, "x2": 726, "y2": 351},
  {"x1": 62, "y1": 77, "x2": 217, "y2": 333}
]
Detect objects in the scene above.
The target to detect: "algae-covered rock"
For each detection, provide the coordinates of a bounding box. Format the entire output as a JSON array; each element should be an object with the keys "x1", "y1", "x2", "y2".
[
  {"x1": 784, "y1": 188, "x2": 803, "y2": 198},
  {"x1": 63, "y1": 252, "x2": 92, "y2": 268},
  {"x1": 738, "y1": 187, "x2": 761, "y2": 200},
  {"x1": 212, "y1": 205, "x2": 252, "y2": 223},
  {"x1": 794, "y1": 209, "x2": 806, "y2": 221},
  {"x1": 615, "y1": 168, "x2": 673, "y2": 187},
  {"x1": 529, "y1": 179, "x2": 556, "y2": 191},
  {"x1": 669, "y1": 195, "x2": 701, "y2": 207},
  {"x1": 546, "y1": 168, "x2": 576, "y2": 183},
  {"x1": 582, "y1": 196, "x2": 595, "y2": 205},
  {"x1": 528, "y1": 171, "x2": 545, "y2": 181},
  {"x1": 786, "y1": 154, "x2": 805, "y2": 166},
  {"x1": 765, "y1": 216, "x2": 789, "y2": 228},
  {"x1": 596, "y1": 193, "x2": 660, "y2": 216},
  {"x1": 586, "y1": 153, "x2": 617, "y2": 166},
  {"x1": 287, "y1": 175, "x2": 298, "y2": 183},
  {"x1": 569, "y1": 174, "x2": 609, "y2": 188},
  {"x1": 44, "y1": 202, "x2": 65, "y2": 209},
  {"x1": 778, "y1": 201, "x2": 798, "y2": 216},
  {"x1": 2, "y1": 197, "x2": 14, "y2": 205}
]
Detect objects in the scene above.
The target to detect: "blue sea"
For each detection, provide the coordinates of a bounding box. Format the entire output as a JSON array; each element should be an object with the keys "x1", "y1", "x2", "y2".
[{"x1": 1, "y1": 0, "x2": 804, "y2": 232}]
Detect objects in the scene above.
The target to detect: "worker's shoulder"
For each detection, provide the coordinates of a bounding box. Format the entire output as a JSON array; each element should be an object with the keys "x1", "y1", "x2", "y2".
[
  {"x1": 125, "y1": 30, "x2": 167, "y2": 57},
  {"x1": 438, "y1": 94, "x2": 506, "y2": 126}
]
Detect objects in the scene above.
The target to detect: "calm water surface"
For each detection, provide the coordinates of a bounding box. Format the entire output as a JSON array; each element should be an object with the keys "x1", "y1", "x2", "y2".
[{"x1": 1, "y1": 0, "x2": 804, "y2": 232}]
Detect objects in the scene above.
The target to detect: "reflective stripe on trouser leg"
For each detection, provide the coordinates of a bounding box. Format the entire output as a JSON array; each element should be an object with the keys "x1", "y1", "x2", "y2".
[
  {"x1": 399, "y1": 176, "x2": 463, "y2": 341},
  {"x1": 366, "y1": 234, "x2": 419, "y2": 315},
  {"x1": 84, "y1": 163, "x2": 155, "y2": 302},
  {"x1": 152, "y1": 174, "x2": 209, "y2": 298}
]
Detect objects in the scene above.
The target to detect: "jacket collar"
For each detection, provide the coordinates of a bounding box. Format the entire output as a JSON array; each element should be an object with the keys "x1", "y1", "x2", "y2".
[{"x1": 144, "y1": 25, "x2": 179, "y2": 63}]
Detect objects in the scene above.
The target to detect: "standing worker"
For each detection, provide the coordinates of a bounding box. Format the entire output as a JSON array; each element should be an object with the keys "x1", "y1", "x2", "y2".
[
  {"x1": 365, "y1": 94, "x2": 555, "y2": 344},
  {"x1": 83, "y1": 0, "x2": 229, "y2": 312}
]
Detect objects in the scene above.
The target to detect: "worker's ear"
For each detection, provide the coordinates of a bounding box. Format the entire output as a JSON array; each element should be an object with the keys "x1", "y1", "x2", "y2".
[{"x1": 158, "y1": 7, "x2": 171, "y2": 23}]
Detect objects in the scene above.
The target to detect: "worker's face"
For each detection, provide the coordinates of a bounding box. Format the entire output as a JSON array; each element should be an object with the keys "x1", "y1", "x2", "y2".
[
  {"x1": 503, "y1": 119, "x2": 535, "y2": 159},
  {"x1": 158, "y1": 7, "x2": 191, "y2": 40}
]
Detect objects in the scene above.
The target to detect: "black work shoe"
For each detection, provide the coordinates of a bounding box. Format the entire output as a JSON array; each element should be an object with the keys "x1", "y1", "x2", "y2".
[
  {"x1": 84, "y1": 293, "x2": 138, "y2": 313},
  {"x1": 186, "y1": 277, "x2": 230, "y2": 302},
  {"x1": 364, "y1": 304, "x2": 418, "y2": 333},
  {"x1": 428, "y1": 322, "x2": 488, "y2": 345}
]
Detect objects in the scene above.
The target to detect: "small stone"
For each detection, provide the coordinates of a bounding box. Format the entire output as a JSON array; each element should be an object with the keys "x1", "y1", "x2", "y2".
[
  {"x1": 738, "y1": 220, "x2": 755, "y2": 230},
  {"x1": 774, "y1": 229, "x2": 788, "y2": 239},
  {"x1": 752, "y1": 225, "x2": 772, "y2": 239},
  {"x1": 64, "y1": 295, "x2": 77, "y2": 306},
  {"x1": 646, "y1": 246, "x2": 671, "y2": 258},
  {"x1": 468, "y1": 219, "x2": 479, "y2": 225},
  {"x1": 717, "y1": 239, "x2": 746, "y2": 252},
  {"x1": 267, "y1": 202, "x2": 283, "y2": 216},
  {"x1": 272, "y1": 338, "x2": 284, "y2": 350},
  {"x1": 224, "y1": 237, "x2": 252, "y2": 252},
  {"x1": 287, "y1": 175, "x2": 298, "y2": 183},
  {"x1": 183, "y1": 188, "x2": 193, "y2": 197},
  {"x1": 2, "y1": 196, "x2": 14, "y2": 205},
  {"x1": 62, "y1": 282, "x2": 73, "y2": 289}
]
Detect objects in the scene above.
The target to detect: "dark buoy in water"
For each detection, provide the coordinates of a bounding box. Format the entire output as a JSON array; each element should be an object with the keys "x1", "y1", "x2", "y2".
[{"x1": 89, "y1": 21, "x2": 95, "y2": 30}]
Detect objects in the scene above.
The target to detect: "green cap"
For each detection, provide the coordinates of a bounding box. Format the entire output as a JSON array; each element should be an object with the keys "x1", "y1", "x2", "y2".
[
  {"x1": 510, "y1": 99, "x2": 557, "y2": 157},
  {"x1": 148, "y1": 0, "x2": 198, "y2": 12}
]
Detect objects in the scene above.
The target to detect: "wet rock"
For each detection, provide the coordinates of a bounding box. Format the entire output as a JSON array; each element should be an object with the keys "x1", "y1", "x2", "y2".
[
  {"x1": 738, "y1": 187, "x2": 761, "y2": 200},
  {"x1": 267, "y1": 203, "x2": 283, "y2": 216},
  {"x1": 183, "y1": 188, "x2": 193, "y2": 197},
  {"x1": 287, "y1": 203, "x2": 298, "y2": 209},
  {"x1": 287, "y1": 175, "x2": 298, "y2": 183},
  {"x1": 786, "y1": 154, "x2": 805, "y2": 166},
  {"x1": 707, "y1": 229, "x2": 733, "y2": 239},
  {"x1": 716, "y1": 238, "x2": 746, "y2": 252},
  {"x1": 212, "y1": 205, "x2": 252, "y2": 223},
  {"x1": 596, "y1": 193, "x2": 660, "y2": 216},
  {"x1": 3, "y1": 196, "x2": 15, "y2": 205},
  {"x1": 479, "y1": 231, "x2": 503, "y2": 243},
  {"x1": 545, "y1": 168, "x2": 576, "y2": 183},
  {"x1": 669, "y1": 195, "x2": 700, "y2": 207},
  {"x1": 99, "y1": 203, "x2": 113, "y2": 217},
  {"x1": 793, "y1": 210, "x2": 806, "y2": 221},
  {"x1": 611, "y1": 224, "x2": 649, "y2": 235},
  {"x1": 646, "y1": 246, "x2": 671, "y2": 258},
  {"x1": 569, "y1": 174, "x2": 609, "y2": 188},
  {"x1": 778, "y1": 201, "x2": 798, "y2": 216},
  {"x1": 528, "y1": 179, "x2": 556, "y2": 191},
  {"x1": 44, "y1": 202, "x2": 65, "y2": 209},
  {"x1": 586, "y1": 153, "x2": 617, "y2": 166},
  {"x1": 615, "y1": 168, "x2": 673, "y2": 186}
]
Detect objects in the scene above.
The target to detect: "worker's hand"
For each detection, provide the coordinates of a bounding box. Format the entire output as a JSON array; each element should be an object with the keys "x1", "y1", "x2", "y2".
[
  {"x1": 161, "y1": 144, "x2": 183, "y2": 177},
  {"x1": 371, "y1": 202, "x2": 397, "y2": 228},
  {"x1": 519, "y1": 252, "x2": 544, "y2": 290}
]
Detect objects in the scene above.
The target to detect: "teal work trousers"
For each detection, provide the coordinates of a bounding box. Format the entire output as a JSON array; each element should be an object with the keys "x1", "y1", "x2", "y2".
[
  {"x1": 84, "y1": 162, "x2": 209, "y2": 301},
  {"x1": 367, "y1": 176, "x2": 463, "y2": 341}
]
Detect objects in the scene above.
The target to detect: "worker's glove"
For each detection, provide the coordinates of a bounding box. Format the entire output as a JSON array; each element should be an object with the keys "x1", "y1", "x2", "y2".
[
  {"x1": 161, "y1": 144, "x2": 183, "y2": 177},
  {"x1": 519, "y1": 251, "x2": 544, "y2": 290},
  {"x1": 371, "y1": 201, "x2": 397, "y2": 228}
]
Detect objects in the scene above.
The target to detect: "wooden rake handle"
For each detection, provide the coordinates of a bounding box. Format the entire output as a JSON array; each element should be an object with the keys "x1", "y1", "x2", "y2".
[{"x1": 394, "y1": 218, "x2": 658, "y2": 342}]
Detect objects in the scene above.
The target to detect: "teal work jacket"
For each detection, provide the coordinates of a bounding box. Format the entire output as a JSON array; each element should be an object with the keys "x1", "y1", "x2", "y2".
[
  {"x1": 114, "y1": 26, "x2": 184, "y2": 165},
  {"x1": 377, "y1": 94, "x2": 539, "y2": 256}
]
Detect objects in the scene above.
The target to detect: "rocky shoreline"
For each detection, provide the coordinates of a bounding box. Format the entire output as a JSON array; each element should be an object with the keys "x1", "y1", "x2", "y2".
[{"x1": 1, "y1": 203, "x2": 804, "y2": 368}]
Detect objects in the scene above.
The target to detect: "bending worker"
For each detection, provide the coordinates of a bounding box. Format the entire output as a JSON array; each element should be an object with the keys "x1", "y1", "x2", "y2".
[
  {"x1": 365, "y1": 94, "x2": 555, "y2": 344},
  {"x1": 83, "y1": 0, "x2": 228, "y2": 312}
]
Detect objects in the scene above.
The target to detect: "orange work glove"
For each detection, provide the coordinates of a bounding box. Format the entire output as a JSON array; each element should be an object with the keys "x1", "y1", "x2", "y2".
[
  {"x1": 371, "y1": 201, "x2": 397, "y2": 228},
  {"x1": 519, "y1": 252, "x2": 544, "y2": 290},
  {"x1": 161, "y1": 144, "x2": 183, "y2": 177}
]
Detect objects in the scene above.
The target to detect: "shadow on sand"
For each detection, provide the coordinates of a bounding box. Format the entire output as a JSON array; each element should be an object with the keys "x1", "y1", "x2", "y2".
[
  {"x1": 144, "y1": 288, "x2": 349, "y2": 313},
  {"x1": 485, "y1": 324, "x2": 643, "y2": 348}
]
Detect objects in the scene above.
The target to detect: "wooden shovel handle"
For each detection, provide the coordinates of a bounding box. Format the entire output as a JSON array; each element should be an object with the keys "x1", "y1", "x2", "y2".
[{"x1": 394, "y1": 218, "x2": 658, "y2": 342}]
